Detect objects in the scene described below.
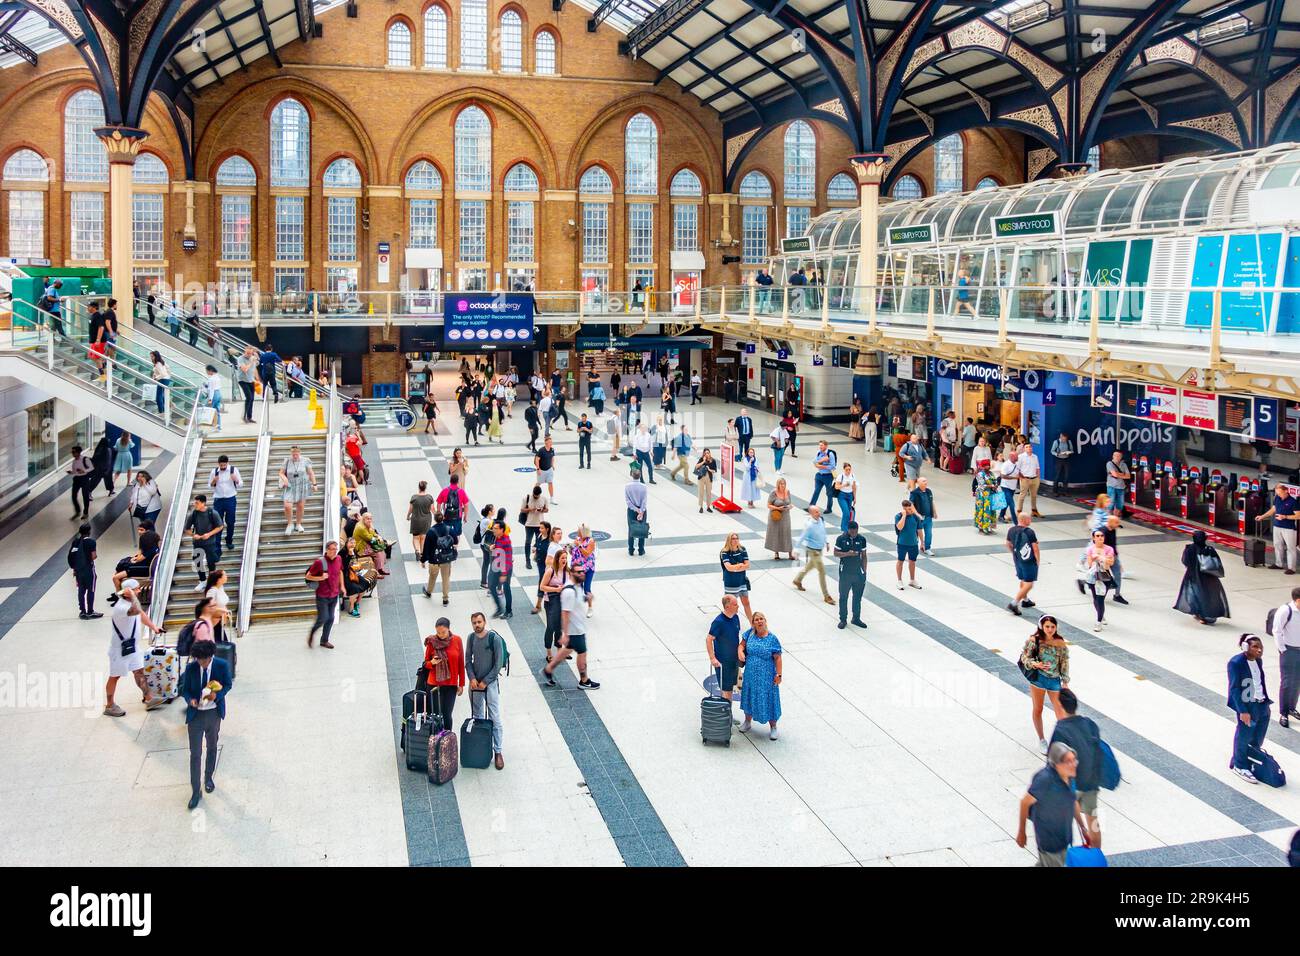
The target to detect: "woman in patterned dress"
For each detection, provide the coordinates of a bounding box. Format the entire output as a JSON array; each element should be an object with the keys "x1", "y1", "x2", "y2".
[
  {"x1": 973, "y1": 458, "x2": 998, "y2": 534},
  {"x1": 739, "y1": 612, "x2": 783, "y2": 740}
]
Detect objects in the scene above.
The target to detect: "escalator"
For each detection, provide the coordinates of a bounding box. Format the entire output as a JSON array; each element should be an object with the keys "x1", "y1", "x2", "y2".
[{"x1": 248, "y1": 433, "x2": 329, "y2": 620}]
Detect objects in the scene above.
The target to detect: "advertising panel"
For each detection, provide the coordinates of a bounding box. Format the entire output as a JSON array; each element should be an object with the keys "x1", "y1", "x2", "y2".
[{"x1": 442, "y1": 292, "x2": 535, "y2": 350}]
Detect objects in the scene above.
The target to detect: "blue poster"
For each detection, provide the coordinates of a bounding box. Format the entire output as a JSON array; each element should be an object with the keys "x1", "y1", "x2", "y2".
[
  {"x1": 1187, "y1": 233, "x2": 1280, "y2": 332},
  {"x1": 1278, "y1": 235, "x2": 1300, "y2": 334},
  {"x1": 929, "y1": 358, "x2": 1044, "y2": 392},
  {"x1": 443, "y1": 293, "x2": 535, "y2": 349}
]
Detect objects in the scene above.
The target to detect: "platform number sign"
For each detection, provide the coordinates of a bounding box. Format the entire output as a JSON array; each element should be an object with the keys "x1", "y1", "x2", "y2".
[
  {"x1": 1136, "y1": 399, "x2": 1151, "y2": 418},
  {"x1": 1255, "y1": 398, "x2": 1280, "y2": 443},
  {"x1": 1091, "y1": 380, "x2": 1116, "y2": 409},
  {"x1": 1043, "y1": 388, "x2": 1056, "y2": 407}
]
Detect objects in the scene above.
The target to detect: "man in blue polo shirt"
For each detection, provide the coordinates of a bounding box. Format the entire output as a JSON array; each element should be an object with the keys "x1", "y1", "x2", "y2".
[
  {"x1": 809, "y1": 440, "x2": 837, "y2": 515},
  {"x1": 705, "y1": 595, "x2": 743, "y2": 703},
  {"x1": 894, "y1": 499, "x2": 923, "y2": 591},
  {"x1": 1257, "y1": 484, "x2": 1298, "y2": 574},
  {"x1": 1017, "y1": 741, "x2": 1088, "y2": 867}
]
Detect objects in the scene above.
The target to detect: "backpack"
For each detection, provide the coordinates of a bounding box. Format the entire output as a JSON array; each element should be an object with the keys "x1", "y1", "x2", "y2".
[
  {"x1": 444, "y1": 490, "x2": 461, "y2": 522},
  {"x1": 176, "y1": 620, "x2": 198, "y2": 656},
  {"x1": 1266, "y1": 603, "x2": 1292, "y2": 638},
  {"x1": 489, "y1": 629, "x2": 511, "y2": 677},
  {"x1": 434, "y1": 529, "x2": 454, "y2": 556},
  {"x1": 825, "y1": 448, "x2": 837, "y2": 470}
]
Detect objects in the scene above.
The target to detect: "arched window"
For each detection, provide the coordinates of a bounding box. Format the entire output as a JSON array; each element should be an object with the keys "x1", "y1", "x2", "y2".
[
  {"x1": 216, "y1": 156, "x2": 257, "y2": 186},
  {"x1": 133, "y1": 153, "x2": 169, "y2": 184},
  {"x1": 504, "y1": 163, "x2": 538, "y2": 192},
  {"x1": 625, "y1": 113, "x2": 658, "y2": 195},
  {"x1": 500, "y1": 10, "x2": 522, "y2": 72},
  {"x1": 270, "y1": 97, "x2": 310, "y2": 187},
  {"x1": 1086, "y1": 145, "x2": 1101, "y2": 174},
  {"x1": 461, "y1": 0, "x2": 488, "y2": 69},
  {"x1": 975, "y1": 176, "x2": 998, "y2": 190},
  {"x1": 739, "y1": 171, "x2": 772, "y2": 198},
  {"x1": 424, "y1": 6, "x2": 448, "y2": 68},
  {"x1": 454, "y1": 106, "x2": 491, "y2": 191},
  {"x1": 404, "y1": 161, "x2": 441, "y2": 250},
  {"x1": 892, "y1": 174, "x2": 923, "y2": 199},
  {"x1": 504, "y1": 163, "x2": 536, "y2": 264},
  {"x1": 579, "y1": 165, "x2": 612, "y2": 194},
  {"x1": 405, "y1": 160, "x2": 441, "y2": 190},
  {"x1": 671, "y1": 169, "x2": 701, "y2": 252},
  {"x1": 933, "y1": 134, "x2": 962, "y2": 193},
  {"x1": 387, "y1": 21, "x2": 412, "y2": 67},
  {"x1": 323, "y1": 158, "x2": 362, "y2": 188},
  {"x1": 217, "y1": 158, "x2": 255, "y2": 267},
  {"x1": 3, "y1": 149, "x2": 48, "y2": 181},
  {"x1": 64, "y1": 89, "x2": 107, "y2": 183},
  {"x1": 535, "y1": 30, "x2": 557, "y2": 75},
  {"x1": 4, "y1": 150, "x2": 47, "y2": 259},
  {"x1": 783, "y1": 120, "x2": 815, "y2": 200},
  {"x1": 132, "y1": 155, "x2": 168, "y2": 264},
  {"x1": 826, "y1": 172, "x2": 856, "y2": 202}
]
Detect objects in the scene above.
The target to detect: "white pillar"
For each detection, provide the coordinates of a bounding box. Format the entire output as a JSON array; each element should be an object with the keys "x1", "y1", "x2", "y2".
[
  {"x1": 850, "y1": 153, "x2": 887, "y2": 328},
  {"x1": 96, "y1": 127, "x2": 148, "y2": 329}
]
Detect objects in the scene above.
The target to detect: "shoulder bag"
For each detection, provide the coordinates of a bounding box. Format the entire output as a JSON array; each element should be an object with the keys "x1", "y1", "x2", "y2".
[{"x1": 1197, "y1": 550, "x2": 1225, "y2": 578}]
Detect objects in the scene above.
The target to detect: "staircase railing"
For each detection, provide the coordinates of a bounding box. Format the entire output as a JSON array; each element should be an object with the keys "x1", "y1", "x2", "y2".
[
  {"x1": 323, "y1": 383, "x2": 342, "y2": 553},
  {"x1": 9, "y1": 300, "x2": 193, "y2": 433},
  {"x1": 237, "y1": 385, "x2": 273, "y2": 635},
  {"x1": 147, "y1": 393, "x2": 205, "y2": 626},
  {"x1": 59, "y1": 296, "x2": 209, "y2": 393}
]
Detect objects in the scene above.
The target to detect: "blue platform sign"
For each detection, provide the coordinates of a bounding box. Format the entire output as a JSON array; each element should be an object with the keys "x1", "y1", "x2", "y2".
[
  {"x1": 1043, "y1": 388, "x2": 1056, "y2": 407},
  {"x1": 1135, "y1": 399, "x2": 1151, "y2": 418},
  {"x1": 443, "y1": 292, "x2": 534, "y2": 350},
  {"x1": 776, "y1": 348, "x2": 789, "y2": 360},
  {"x1": 812, "y1": 353, "x2": 825, "y2": 366},
  {"x1": 744, "y1": 343, "x2": 756, "y2": 354},
  {"x1": 1255, "y1": 397, "x2": 1280, "y2": 442}
]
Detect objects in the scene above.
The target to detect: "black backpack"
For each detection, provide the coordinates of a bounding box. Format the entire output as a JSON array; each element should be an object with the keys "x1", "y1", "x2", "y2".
[
  {"x1": 1266, "y1": 603, "x2": 1292, "y2": 638},
  {"x1": 176, "y1": 620, "x2": 198, "y2": 656}
]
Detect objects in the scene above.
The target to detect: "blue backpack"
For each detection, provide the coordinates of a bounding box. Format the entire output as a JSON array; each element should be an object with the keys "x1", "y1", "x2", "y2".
[{"x1": 1098, "y1": 738, "x2": 1121, "y2": 790}]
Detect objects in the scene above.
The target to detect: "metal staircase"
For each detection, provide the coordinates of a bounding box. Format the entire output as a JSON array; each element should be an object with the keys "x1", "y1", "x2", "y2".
[
  {"x1": 159, "y1": 436, "x2": 258, "y2": 629},
  {"x1": 248, "y1": 433, "x2": 330, "y2": 620}
]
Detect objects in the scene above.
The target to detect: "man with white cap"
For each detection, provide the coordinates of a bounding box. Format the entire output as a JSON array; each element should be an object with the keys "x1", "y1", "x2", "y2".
[{"x1": 104, "y1": 578, "x2": 164, "y2": 717}]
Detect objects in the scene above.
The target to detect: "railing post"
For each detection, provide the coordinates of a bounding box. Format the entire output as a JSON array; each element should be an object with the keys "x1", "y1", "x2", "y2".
[
  {"x1": 105, "y1": 361, "x2": 113, "y2": 398},
  {"x1": 386, "y1": 291, "x2": 392, "y2": 324},
  {"x1": 46, "y1": 330, "x2": 53, "y2": 368},
  {"x1": 1210, "y1": 288, "x2": 1223, "y2": 370},
  {"x1": 579, "y1": 285, "x2": 586, "y2": 324},
  {"x1": 821, "y1": 282, "x2": 831, "y2": 328},
  {"x1": 748, "y1": 282, "x2": 756, "y2": 322},
  {"x1": 719, "y1": 284, "x2": 728, "y2": 322},
  {"x1": 781, "y1": 285, "x2": 789, "y2": 324},
  {"x1": 998, "y1": 288, "x2": 1010, "y2": 345},
  {"x1": 696, "y1": 285, "x2": 703, "y2": 324},
  {"x1": 926, "y1": 287, "x2": 935, "y2": 338}
]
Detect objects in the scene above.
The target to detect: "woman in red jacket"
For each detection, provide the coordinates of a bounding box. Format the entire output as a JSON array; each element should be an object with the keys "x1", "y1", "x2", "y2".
[{"x1": 420, "y1": 617, "x2": 465, "y2": 726}]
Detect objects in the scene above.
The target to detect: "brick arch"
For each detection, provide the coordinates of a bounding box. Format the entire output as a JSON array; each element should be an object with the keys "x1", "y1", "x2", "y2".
[
  {"x1": 136, "y1": 147, "x2": 174, "y2": 179},
  {"x1": 318, "y1": 150, "x2": 368, "y2": 185},
  {"x1": 388, "y1": 87, "x2": 558, "y2": 186},
  {"x1": 568, "y1": 93, "x2": 721, "y2": 192},
  {"x1": 578, "y1": 160, "x2": 620, "y2": 193},
  {"x1": 385, "y1": 13, "x2": 415, "y2": 32},
  {"x1": 196, "y1": 75, "x2": 381, "y2": 186},
  {"x1": 531, "y1": 25, "x2": 560, "y2": 72},
  {"x1": 400, "y1": 154, "x2": 448, "y2": 188},
  {"x1": 736, "y1": 165, "x2": 778, "y2": 197},
  {"x1": 499, "y1": 157, "x2": 544, "y2": 191},
  {"x1": 667, "y1": 161, "x2": 706, "y2": 193}
]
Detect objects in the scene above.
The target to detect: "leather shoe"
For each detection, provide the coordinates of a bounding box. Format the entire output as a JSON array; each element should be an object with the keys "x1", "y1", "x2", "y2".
[
  {"x1": 851, "y1": 619, "x2": 867, "y2": 627},
  {"x1": 1281, "y1": 716, "x2": 1291, "y2": 728},
  {"x1": 837, "y1": 621, "x2": 846, "y2": 629},
  {"x1": 187, "y1": 793, "x2": 201, "y2": 810},
  {"x1": 494, "y1": 753, "x2": 504, "y2": 770},
  {"x1": 205, "y1": 778, "x2": 215, "y2": 793}
]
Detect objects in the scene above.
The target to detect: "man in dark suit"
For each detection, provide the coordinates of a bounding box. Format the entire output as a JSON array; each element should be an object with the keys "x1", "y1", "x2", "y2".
[
  {"x1": 735, "y1": 411, "x2": 754, "y2": 461},
  {"x1": 181, "y1": 639, "x2": 232, "y2": 810}
]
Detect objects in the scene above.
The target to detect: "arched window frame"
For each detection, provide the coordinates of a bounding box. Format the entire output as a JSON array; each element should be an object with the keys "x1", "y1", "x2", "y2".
[
  {"x1": 974, "y1": 176, "x2": 999, "y2": 190},
  {"x1": 64, "y1": 89, "x2": 107, "y2": 184},
  {"x1": 269, "y1": 97, "x2": 310, "y2": 188},
  {"x1": 783, "y1": 120, "x2": 815, "y2": 200},
  {"x1": 460, "y1": 0, "x2": 488, "y2": 70},
  {"x1": 387, "y1": 19, "x2": 412, "y2": 67},
  {"x1": 624, "y1": 113, "x2": 658, "y2": 196},
  {"x1": 423, "y1": 4, "x2": 448, "y2": 69},
  {"x1": 826, "y1": 172, "x2": 857, "y2": 203},
  {"x1": 3, "y1": 149, "x2": 49, "y2": 261},
  {"x1": 499, "y1": 9, "x2": 523, "y2": 73},
  {"x1": 215, "y1": 155, "x2": 257, "y2": 275},
  {"x1": 454, "y1": 105, "x2": 492, "y2": 192},
  {"x1": 893, "y1": 174, "x2": 924, "y2": 199},
  {"x1": 534, "y1": 29, "x2": 557, "y2": 75},
  {"x1": 670, "y1": 168, "x2": 702, "y2": 253},
  {"x1": 404, "y1": 160, "x2": 442, "y2": 251}
]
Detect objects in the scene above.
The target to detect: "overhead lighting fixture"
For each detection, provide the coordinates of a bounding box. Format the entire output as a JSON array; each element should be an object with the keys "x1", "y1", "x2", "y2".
[
  {"x1": 1197, "y1": 14, "x2": 1249, "y2": 45},
  {"x1": 1006, "y1": 0, "x2": 1051, "y2": 32}
]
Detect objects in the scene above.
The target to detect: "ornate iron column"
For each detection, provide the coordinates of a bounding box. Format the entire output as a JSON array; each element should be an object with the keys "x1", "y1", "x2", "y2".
[{"x1": 95, "y1": 125, "x2": 148, "y2": 327}]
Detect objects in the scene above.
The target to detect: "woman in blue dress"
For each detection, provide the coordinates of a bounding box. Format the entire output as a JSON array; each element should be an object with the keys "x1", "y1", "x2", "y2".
[
  {"x1": 737, "y1": 447, "x2": 761, "y2": 508},
  {"x1": 739, "y1": 612, "x2": 783, "y2": 740}
]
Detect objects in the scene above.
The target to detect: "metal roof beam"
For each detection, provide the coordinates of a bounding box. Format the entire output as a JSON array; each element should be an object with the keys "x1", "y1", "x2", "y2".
[
  {"x1": 654, "y1": 11, "x2": 766, "y2": 80},
  {"x1": 255, "y1": 0, "x2": 282, "y2": 68},
  {"x1": 631, "y1": 0, "x2": 713, "y2": 59}
]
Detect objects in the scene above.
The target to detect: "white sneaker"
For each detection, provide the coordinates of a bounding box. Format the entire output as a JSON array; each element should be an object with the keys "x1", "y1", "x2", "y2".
[
  {"x1": 193, "y1": 581, "x2": 206, "y2": 592},
  {"x1": 1038, "y1": 738, "x2": 1048, "y2": 754},
  {"x1": 1092, "y1": 623, "x2": 1102, "y2": 633},
  {"x1": 908, "y1": 581, "x2": 922, "y2": 590},
  {"x1": 739, "y1": 716, "x2": 752, "y2": 733},
  {"x1": 897, "y1": 582, "x2": 904, "y2": 591},
  {"x1": 925, "y1": 549, "x2": 935, "y2": 556},
  {"x1": 296, "y1": 523, "x2": 306, "y2": 533},
  {"x1": 769, "y1": 727, "x2": 779, "y2": 741},
  {"x1": 1100, "y1": 619, "x2": 1109, "y2": 627},
  {"x1": 1232, "y1": 766, "x2": 1259, "y2": 784},
  {"x1": 285, "y1": 524, "x2": 294, "y2": 536},
  {"x1": 550, "y1": 499, "x2": 558, "y2": 506}
]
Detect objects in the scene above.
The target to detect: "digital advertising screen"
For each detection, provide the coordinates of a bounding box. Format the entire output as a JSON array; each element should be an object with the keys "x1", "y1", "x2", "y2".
[{"x1": 442, "y1": 292, "x2": 535, "y2": 350}]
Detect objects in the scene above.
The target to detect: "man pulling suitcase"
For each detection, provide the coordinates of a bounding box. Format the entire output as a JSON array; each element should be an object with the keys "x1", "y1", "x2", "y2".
[{"x1": 463, "y1": 611, "x2": 507, "y2": 770}]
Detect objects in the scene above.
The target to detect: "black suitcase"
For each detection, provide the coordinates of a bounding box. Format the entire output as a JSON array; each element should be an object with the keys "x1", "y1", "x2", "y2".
[
  {"x1": 400, "y1": 691, "x2": 444, "y2": 771},
  {"x1": 1244, "y1": 537, "x2": 1267, "y2": 568},
  {"x1": 459, "y1": 690, "x2": 495, "y2": 769},
  {"x1": 214, "y1": 640, "x2": 236, "y2": 680},
  {"x1": 701, "y1": 695, "x2": 733, "y2": 746}
]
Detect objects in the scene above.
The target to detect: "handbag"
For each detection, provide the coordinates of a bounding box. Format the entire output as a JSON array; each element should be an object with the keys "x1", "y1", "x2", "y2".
[
  {"x1": 519, "y1": 496, "x2": 530, "y2": 526},
  {"x1": 769, "y1": 507, "x2": 783, "y2": 522},
  {"x1": 1017, "y1": 643, "x2": 1040, "y2": 684},
  {"x1": 1197, "y1": 550, "x2": 1224, "y2": 578},
  {"x1": 113, "y1": 620, "x2": 137, "y2": 658},
  {"x1": 628, "y1": 518, "x2": 650, "y2": 538},
  {"x1": 693, "y1": 462, "x2": 709, "y2": 480},
  {"x1": 132, "y1": 504, "x2": 148, "y2": 520},
  {"x1": 197, "y1": 406, "x2": 217, "y2": 427}
]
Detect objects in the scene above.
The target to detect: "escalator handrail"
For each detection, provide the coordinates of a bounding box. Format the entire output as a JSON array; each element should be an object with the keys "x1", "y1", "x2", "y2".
[
  {"x1": 146, "y1": 392, "x2": 205, "y2": 624},
  {"x1": 237, "y1": 384, "x2": 273, "y2": 635}
]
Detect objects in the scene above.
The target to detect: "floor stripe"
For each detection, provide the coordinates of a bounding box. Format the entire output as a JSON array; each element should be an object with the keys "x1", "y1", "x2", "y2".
[
  {"x1": 0, "y1": 451, "x2": 175, "y2": 641},
  {"x1": 366, "y1": 454, "x2": 471, "y2": 868},
  {"x1": 415, "y1": 431, "x2": 687, "y2": 867},
  {"x1": 1108, "y1": 833, "x2": 1288, "y2": 867},
  {"x1": 639, "y1": 450, "x2": 1296, "y2": 836}
]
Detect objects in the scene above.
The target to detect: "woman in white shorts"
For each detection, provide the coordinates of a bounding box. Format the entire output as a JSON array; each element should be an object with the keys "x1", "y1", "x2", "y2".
[{"x1": 104, "y1": 579, "x2": 165, "y2": 717}]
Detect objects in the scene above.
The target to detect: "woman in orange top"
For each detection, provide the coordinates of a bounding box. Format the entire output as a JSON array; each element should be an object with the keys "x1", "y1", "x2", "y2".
[{"x1": 420, "y1": 617, "x2": 466, "y2": 726}]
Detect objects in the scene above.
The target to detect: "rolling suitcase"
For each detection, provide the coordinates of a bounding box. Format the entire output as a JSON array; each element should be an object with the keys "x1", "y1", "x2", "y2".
[
  {"x1": 213, "y1": 640, "x2": 236, "y2": 681},
  {"x1": 701, "y1": 695, "x2": 733, "y2": 746},
  {"x1": 428, "y1": 728, "x2": 459, "y2": 785},
  {"x1": 142, "y1": 634, "x2": 180, "y2": 703},
  {"x1": 946, "y1": 451, "x2": 966, "y2": 475},
  {"x1": 1243, "y1": 537, "x2": 1267, "y2": 568},
  {"x1": 459, "y1": 690, "x2": 495, "y2": 770},
  {"x1": 400, "y1": 690, "x2": 441, "y2": 771}
]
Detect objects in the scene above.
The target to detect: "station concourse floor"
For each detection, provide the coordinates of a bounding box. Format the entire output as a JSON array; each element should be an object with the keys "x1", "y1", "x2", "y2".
[{"x1": 0, "y1": 363, "x2": 1297, "y2": 867}]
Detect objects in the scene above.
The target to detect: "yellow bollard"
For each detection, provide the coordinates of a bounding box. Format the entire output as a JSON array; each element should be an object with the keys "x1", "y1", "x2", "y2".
[
  {"x1": 312, "y1": 404, "x2": 326, "y2": 430},
  {"x1": 307, "y1": 388, "x2": 318, "y2": 411}
]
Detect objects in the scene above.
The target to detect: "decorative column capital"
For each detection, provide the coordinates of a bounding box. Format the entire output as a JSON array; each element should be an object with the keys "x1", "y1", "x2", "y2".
[
  {"x1": 849, "y1": 153, "x2": 889, "y2": 187},
  {"x1": 94, "y1": 126, "x2": 149, "y2": 165},
  {"x1": 1055, "y1": 162, "x2": 1090, "y2": 179}
]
